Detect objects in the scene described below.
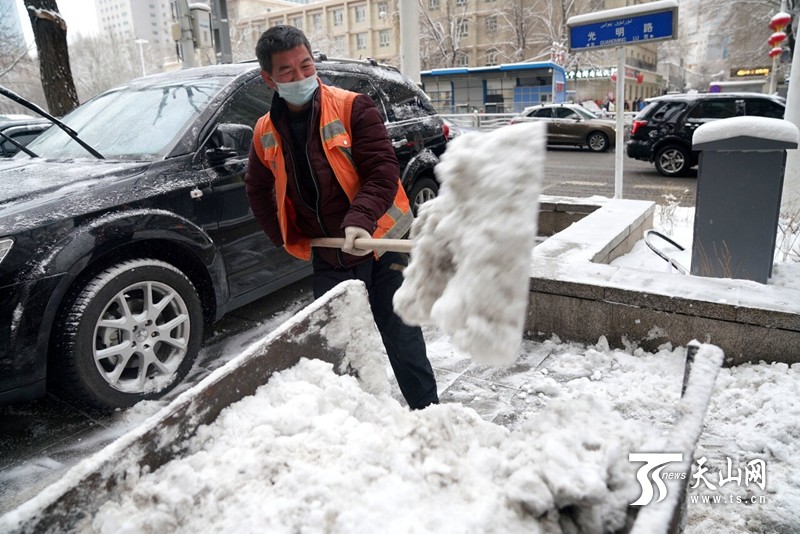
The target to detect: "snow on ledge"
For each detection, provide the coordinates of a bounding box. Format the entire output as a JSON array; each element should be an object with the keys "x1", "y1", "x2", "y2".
[
  {"x1": 567, "y1": 0, "x2": 677, "y2": 26},
  {"x1": 693, "y1": 116, "x2": 799, "y2": 147}
]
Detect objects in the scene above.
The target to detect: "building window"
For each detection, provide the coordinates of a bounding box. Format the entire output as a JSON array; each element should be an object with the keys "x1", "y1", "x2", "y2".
[
  {"x1": 292, "y1": 17, "x2": 303, "y2": 30},
  {"x1": 333, "y1": 9, "x2": 343, "y2": 26},
  {"x1": 429, "y1": 0, "x2": 439, "y2": 9},
  {"x1": 459, "y1": 21, "x2": 468, "y2": 38},
  {"x1": 312, "y1": 13, "x2": 322, "y2": 31},
  {"x1": 455, "y1": 53, "x2": 468, "y2": 67},
  {"x1": 355, "y1": 5, "x2": 366, "y2": 23},
  {"x1": 485, "y1": 15, "x2": 496, "y2": 33},
  {"x1": 357, "y1": 32, "x2": 367, "y2": 50},
  {"x1": 456, "y1": 0, "x2": 467, "y2": 5},
  {"x1": 378, "y1": 2, "x2": 388, "y2": 18},
  {"x1": 379, "y1": 29, "x2": 390, "y2": 47},
  {"x1": 485, "y1": 48, "x2": 499, "y2": 66}
]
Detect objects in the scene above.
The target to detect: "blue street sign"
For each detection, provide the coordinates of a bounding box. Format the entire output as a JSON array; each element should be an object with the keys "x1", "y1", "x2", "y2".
[{"x1": 568, "y1": 6, "x2": 677, "y2": 51}]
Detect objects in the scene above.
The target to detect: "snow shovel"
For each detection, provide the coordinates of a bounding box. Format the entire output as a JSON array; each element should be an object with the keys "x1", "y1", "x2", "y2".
[{"x1": 311, "y1": 121, "x2": 547, "y2": 367}]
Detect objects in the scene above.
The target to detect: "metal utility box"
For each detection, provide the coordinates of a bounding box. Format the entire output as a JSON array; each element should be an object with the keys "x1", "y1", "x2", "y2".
[
  {"x1": 691, "y1": 118, "x2": 799, "y2": 284},
  {"x1": 189, "y1": 3, "x2": 213, "y2": 49}
]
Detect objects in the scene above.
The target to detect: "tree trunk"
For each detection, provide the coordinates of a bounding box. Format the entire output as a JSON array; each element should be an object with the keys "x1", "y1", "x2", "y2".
[{"x1": 23, "y1": 0, "x2": 79, "y2": 116}]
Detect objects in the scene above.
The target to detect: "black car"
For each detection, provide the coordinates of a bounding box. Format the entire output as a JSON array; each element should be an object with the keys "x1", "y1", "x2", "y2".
[
  {"x1": 0, "y1": 58, "x2": 447, "y2": 409},
  {"x1": 0, "y1": 116, "x2": 51, "y2": 157},
  {"x1": 626, "y1": 92, "x2": 786, "y2": 177}
]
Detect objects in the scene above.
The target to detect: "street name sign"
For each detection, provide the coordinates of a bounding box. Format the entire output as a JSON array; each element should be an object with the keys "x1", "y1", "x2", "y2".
[{"x1": 567, "y1": 0, "x2": 678, "y2": 52}]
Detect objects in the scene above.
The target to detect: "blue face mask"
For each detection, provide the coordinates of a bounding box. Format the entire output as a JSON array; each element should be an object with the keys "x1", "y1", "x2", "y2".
[{"x1": 275, "y1": 75, "x2": 318, "y2": 106}]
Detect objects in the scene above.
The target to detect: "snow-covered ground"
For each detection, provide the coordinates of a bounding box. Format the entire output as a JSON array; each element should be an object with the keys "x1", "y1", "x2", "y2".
[{"x1": 2, "y1": 202, "x2": 797, "y2": 534}]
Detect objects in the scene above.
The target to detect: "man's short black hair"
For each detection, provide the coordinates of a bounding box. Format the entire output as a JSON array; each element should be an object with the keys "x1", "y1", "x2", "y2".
[{"x1": 255, "y1": 25, "x2": 313, "y2": 74}]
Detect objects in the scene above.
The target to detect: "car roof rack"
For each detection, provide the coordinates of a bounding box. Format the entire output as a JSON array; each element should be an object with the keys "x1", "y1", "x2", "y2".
[{"x1": 312, "y1": 52, "x2": 400, "y2": 73}]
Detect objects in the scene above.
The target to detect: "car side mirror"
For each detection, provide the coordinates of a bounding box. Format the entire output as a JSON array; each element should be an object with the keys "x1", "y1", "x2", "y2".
[{"x1": 206, "y1": 123, "x2": 254, "y2": 163}]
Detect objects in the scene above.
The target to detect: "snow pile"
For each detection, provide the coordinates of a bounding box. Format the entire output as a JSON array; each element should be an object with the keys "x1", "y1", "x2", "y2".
[
  {"x1": 693, "y1": 116, "x2": 799, "y2": 146},
  {"x1": 394, "y1": 122, "x2": 546, "y2": 366},
  {"x1": 90, "y1": 358, "x2": 652, "y2": 534},
  {"x1": 304, "y1": 280, "x2": 392, "y2": 396},
  {"x1": 689, "y1": 360, "x2": 800, "y2": 533}
]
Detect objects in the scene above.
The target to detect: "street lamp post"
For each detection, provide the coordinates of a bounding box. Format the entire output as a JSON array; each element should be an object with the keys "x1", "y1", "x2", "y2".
[{"x1": 134, "y1": 38, "x2": 148, "y2": 77}]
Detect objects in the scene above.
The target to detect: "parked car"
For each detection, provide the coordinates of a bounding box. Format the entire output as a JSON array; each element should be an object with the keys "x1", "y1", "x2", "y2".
[
  {"x1": 626, "y1": 92, "x2": 786, "y2": 177},
  {"x1": 441, "y1": 117, "x2": 478, "y2": 140},
  {"x1": 0, "y1": 116, "x2": 51, "y2": 157},
  {"x1": 508, "y1": 103, "x2": 617, "y2": 152},
  {"x1": 0, "y1": 58, "x2": 448, "y2": 409}
]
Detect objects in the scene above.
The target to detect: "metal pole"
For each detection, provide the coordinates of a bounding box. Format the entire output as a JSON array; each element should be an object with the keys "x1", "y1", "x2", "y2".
[
  {"x1": 781, "y1": 25, "x2": 800, "y2": 216},
  {"x1": 614, "y1": 46, "x2": 625, "y2": 199},
  {"x1": 175, "y1": 0, "x2": 195, "y2": 69},
  {"x1": 769, "y1": 55, "x2": 779, "y2": 94},
  {"x1": 134, "y1": 39, "x2": 148, "y2": 77},
  {"x1": 398, "y1": 0, "x2": 420, "y2": 83}
]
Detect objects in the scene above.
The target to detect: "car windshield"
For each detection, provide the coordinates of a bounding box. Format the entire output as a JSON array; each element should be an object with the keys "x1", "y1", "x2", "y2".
[
  {"x1": 573, "y1": 106, "x2": 598, "y2": 120},
  {"x1": 22, "y1": 79, "x2": 227, "y2": 160}
]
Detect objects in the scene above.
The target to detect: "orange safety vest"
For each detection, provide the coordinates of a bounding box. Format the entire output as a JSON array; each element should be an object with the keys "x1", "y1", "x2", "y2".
[{"x1": 254, "y1": 83, "x2": 413, "y2": 260}]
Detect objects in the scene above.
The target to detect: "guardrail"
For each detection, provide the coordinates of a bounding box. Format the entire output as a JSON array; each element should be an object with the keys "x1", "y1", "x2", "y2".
[
  {"x1": 440, "y1": 113, "x2": 516, "y2": 131},
  {"x1": 441, "y1": 111, "x2": 637, "y2": 132}
]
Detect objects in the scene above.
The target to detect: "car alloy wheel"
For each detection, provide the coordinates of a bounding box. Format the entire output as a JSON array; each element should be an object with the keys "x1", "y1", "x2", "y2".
[
  {"x1": 587, "y1": 132, "x2": 609, "y2": 152},
  {"x1": 655, "y1": 145, "x2": 690, "y2": 177},
  {"x1": 408, "y1": 177, "x2": 439, "y2": 215},
  {"x1": 53, "y1": 259, "x2": 203, "y2": 409}
]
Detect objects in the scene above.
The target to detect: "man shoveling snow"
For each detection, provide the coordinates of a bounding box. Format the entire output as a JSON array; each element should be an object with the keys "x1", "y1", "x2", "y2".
[{"x1": 394, "y1": 122, "x2": 546, "y2": 366}]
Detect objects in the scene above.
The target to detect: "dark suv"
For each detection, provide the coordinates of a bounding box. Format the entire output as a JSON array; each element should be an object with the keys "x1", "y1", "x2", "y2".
[
  {"x1": 0, "y1": 116, "x2": 51, "y2": 157},
  {"x1": 0, "y1": 58, "x2": 447, "y2": 409},
  {"x1": 626, "y1": 92, "x2": 786, "y2": 177}
]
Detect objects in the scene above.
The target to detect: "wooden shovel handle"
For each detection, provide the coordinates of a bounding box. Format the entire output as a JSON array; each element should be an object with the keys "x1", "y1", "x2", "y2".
[{"x1": 310, "y1": 237, "x2": 414, "y2": 253}]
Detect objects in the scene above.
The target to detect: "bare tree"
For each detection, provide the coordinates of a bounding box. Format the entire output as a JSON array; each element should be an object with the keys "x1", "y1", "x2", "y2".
[
  {"x1": 23, "y1": 0, "x2": 79, "y2": 116},
  {"x1": 0, "y1": 1, "x2": 47, "y2": 114},
  {"x1": 418, "y1": 0, "x2": 472, "y2": 69},
  {"x1": 1, "y1": 2, "x2": 30, "y2": 78},
  {"x1": 492, "y1": 0, "x2": 540, "y2": 63},
  {"x1": 68, "y1": 34, "x2": 145, "y2": 101}
]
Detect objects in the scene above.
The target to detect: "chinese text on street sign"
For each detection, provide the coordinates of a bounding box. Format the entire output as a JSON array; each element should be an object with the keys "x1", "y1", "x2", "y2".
[{"x1": 567, "y1": 1, "x2": 678, "y2": 52}]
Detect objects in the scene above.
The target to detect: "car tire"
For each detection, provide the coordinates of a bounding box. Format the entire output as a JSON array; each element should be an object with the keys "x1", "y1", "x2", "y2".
[
  {"x1": 52, "y1": 259, "x2": 203, "y2": 409},
  {"x1": 408, "y1": 177, "x2": 439, "y2": 215},
  {"x1": 587, "y1": 132, "x2": 610, "y2": 152},
  {"x1": 655, "y1": 145, "x2": 690, "y2": 177}
]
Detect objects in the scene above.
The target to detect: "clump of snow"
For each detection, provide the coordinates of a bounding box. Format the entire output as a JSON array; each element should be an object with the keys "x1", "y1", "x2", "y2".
[
  {"x1": 693, "y1": 116, "x2": 799, "y2": 147},
  {"x1": 394, "y1": 122, "x2": 546, "y2": 366},
  {"x1": 90, "y1": 358, "x2": 653, "y2": 533},
  {"x1": 306, "y1": 281, "x2": 391, "y2": 396}
]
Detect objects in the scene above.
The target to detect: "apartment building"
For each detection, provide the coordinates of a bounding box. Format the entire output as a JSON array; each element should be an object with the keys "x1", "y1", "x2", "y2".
[
  {"x1": 94, "y1": 0, "x2": 177, "y2": 66},
  {"x1": 234, "y1": 0, "x2": 398, "y2": 63}
]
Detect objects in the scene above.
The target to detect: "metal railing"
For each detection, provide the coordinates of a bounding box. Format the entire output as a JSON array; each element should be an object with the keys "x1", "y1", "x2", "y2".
[
  {"x1": 440, "y1": 111, "x2": 637, "y2": 131},
  {"x1": 440, "y1": 113, "x2": 516, "y2": 131}
]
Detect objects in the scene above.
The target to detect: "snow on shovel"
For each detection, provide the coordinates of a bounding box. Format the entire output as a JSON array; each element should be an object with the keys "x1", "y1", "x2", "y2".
[{"x1": 312, "y1": 121, "x2": 546, "y2": 366}]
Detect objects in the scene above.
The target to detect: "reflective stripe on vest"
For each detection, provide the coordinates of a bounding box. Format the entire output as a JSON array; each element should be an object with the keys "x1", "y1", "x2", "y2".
[{"x1": 254, "y1": 83, "x2": 413, "y2": 260}]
